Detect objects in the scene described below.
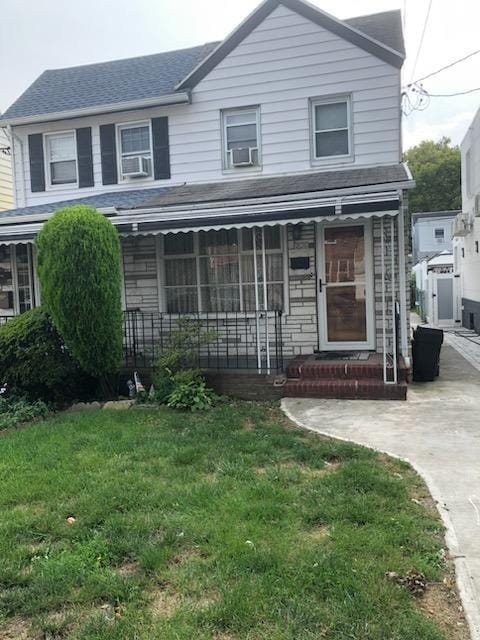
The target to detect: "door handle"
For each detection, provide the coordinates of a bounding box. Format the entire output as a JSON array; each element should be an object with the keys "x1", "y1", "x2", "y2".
[{"x1": 318, "y1": 278, "x2": 323, "y2": 293}]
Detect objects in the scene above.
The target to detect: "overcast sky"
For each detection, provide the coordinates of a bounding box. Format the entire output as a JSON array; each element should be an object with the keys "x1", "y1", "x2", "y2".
[{"x1": 1, "y1": 0, "x2": 480, "y2": 150}]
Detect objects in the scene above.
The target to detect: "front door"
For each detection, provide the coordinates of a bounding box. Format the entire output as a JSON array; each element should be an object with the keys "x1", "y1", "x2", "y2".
[{"x1": 317, "y1": 221, "x2": 375, "y2": 350}]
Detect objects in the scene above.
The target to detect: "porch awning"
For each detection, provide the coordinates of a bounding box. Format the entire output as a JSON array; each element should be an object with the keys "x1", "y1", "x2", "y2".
[
  {"x1": 0, "y1": 193, "x2": 401, "y2": 245},
  {"x1": 115, "y1": 193, "x2": 401, "y2": 237}
]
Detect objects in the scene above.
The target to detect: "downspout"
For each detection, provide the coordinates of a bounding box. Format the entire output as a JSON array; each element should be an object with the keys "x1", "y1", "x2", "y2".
[
  {"x1": 6, "y1": 125, "x2": 27, "y2": 208},
  {"x1": 397, "y1": 191, "x2": 410, "y2": 366}
]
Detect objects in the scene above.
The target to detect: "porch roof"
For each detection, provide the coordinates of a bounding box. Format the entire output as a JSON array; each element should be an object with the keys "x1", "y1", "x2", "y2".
[{"x1": 0, "y1": 164, "x2": 412, "y2": 244}]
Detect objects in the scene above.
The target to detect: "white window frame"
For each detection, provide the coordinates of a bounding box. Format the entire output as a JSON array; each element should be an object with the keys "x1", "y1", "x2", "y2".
[
  {"x1": 116, "y1": 120, "x2": 154, "y2": 183},
  {"x1": 310, "y1": 95, "x2": 353, "y2": 165},
  {"x1": 157, "y1": 227, "x2": 288, "y2": 315},
  {"x1": 434, "y1": 227, "x2": 445, "y2": 244},
  {"x1": 44, "y1": 130, "x2": 78, "y2": 190},
  {"x1": 0, "y1": 244, "x2": 37, "y2": 316},
  {"x1": 221, "y1": 106, "x2": 262, "y2": 172}
]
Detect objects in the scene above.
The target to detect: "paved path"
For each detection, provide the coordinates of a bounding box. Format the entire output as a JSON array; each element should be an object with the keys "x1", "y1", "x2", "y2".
[{"x1": 282, "y1": 345, "x2": 480, "y2": 639}]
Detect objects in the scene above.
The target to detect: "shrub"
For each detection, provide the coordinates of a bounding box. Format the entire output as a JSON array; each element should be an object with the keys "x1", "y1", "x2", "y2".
[
  {"x1": 152, "y1": 317, "x2": 217, "y2": 404},
  {"x1": 166, "y1": 369, "x2": 215, "y2": 412},
  {"x1": 0, "y1": 308, "x2": 94, "y2": 402},
  {"x1": 36, "y1": 205, "x2": 123, "y2": 382},
  {"x1": 0, "y1": 396, "x2": 49, "y2": 430}
]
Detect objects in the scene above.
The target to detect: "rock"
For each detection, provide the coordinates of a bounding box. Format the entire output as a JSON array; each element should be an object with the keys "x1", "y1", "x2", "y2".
[
  {"x1": 68, "y1": 401, "x2": 102, "y2": 412},
  {"x1": 102, "y1": 400, "x2": 134, "y2": 410}
]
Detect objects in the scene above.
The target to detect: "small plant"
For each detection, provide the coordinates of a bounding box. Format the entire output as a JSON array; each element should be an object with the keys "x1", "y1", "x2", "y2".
[
  {"x1": 166, "y1": 369, "x2": 215, "y2": 411},
  {"x1": 0, "y1": 396, "x2": 49, "y2": 430},
  {"x1": 152, "y1": 318, "x2": 217, "y2": 408}
]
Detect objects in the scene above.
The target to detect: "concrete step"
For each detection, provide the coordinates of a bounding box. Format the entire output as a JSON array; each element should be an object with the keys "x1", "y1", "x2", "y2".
[{"x1": 283, "y1": 378, "x2": 407, "y2": 400}]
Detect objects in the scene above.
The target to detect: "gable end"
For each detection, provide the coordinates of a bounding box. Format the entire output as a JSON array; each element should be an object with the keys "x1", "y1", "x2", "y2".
[{"x1": 176, "y1": 0, "x2": 405, "y2": 91}]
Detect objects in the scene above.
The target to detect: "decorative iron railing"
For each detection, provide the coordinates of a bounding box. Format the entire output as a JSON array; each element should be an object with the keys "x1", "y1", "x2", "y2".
[{"x1": 123, "y1": 309, "x2": 284, "y2": 373}]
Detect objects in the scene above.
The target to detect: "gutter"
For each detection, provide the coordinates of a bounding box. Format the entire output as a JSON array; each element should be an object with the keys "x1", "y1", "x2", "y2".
[{"x1": 0, "y1": 92, "x2": 191, "y2": 127}]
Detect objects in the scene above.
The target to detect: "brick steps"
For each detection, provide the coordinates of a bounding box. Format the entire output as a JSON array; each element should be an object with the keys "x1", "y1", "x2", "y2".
[
  {"x1": 283, "y1": 378, "x2": 407, "y2": 400},
  {"x1": 286, "y1": 360, "x2": 407, "y2": 382},
  {"x1": 283, "y1": 354, "x2": 408, "y2": 400}
]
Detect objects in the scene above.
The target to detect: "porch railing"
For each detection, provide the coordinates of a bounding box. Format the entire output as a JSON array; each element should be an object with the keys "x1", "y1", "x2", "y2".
[
  {"x1": 0, "y1": 316, "x2": 12, "y2": 327},
  {"x1": 123, "y1": 309, "x2": 284, "y2": 374}
]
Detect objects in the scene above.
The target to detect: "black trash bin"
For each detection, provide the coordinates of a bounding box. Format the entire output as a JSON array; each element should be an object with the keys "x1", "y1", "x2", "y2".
[{"x1": 412, "y1": 326, "x2": 444, "y2": 382}]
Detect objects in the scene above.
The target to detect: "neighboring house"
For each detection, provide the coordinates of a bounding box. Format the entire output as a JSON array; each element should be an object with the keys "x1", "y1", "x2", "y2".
[
  {"x1": 411, "y1": 210, "x2": 458, "y2": 264},
  {"x1": 0, "y1": 0, "x2": 414, "y2": 399},
  {"x1": 411, "y1": 210, "x2": 460, "y2": 327},
  {"x1": 454, "y1": 106, "x2": 480, "y2": 332},
  {"x1": 0, "y1": 127, "x2": 13, "y2": 211}
]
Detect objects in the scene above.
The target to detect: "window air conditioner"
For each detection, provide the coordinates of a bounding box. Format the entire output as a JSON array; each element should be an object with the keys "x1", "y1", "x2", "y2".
[
  {"x1": 122, "y1": 155, "x2": 149, "y2": 178},
  {"x1": 231, "y1": 147, "x2": 256, "y2": 167},
  {"x1": 453, "y1": 211, "x2": 473, "y2": 237}
]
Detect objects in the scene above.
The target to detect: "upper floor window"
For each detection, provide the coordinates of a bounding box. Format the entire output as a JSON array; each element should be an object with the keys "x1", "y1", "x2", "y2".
[
  {"x1": 45, "y1": 132, "x2": 77, "y2": 186},
  {"x1": 311, "y1": 96, "x2": 352, "y2": 161},
  {"x1": 434, "y1": 228, "x2": 445, "y2": 244},
  {"x1": 222, "y1": 107, "x2": 260, "y2": 170},
  {"x1": 117, "y1": 122, "x2": 153, "y2": 180}
]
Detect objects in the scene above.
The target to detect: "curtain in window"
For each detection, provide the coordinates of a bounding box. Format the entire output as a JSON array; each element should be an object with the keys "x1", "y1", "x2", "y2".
[{"x1": 163, "y1": 227, "x2": 284, "y2": 313}]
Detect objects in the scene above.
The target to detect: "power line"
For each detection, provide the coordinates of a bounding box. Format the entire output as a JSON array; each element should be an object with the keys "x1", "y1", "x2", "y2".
[
  {"x1": 412, "y1": 48, "x2": 480, "y2": 85},
  {"x1": 409, "y1": 0, "x2": 433, "y2": 84},
  {"x1": 422, "y1": 86, "x2": 480, "y2": 97}
]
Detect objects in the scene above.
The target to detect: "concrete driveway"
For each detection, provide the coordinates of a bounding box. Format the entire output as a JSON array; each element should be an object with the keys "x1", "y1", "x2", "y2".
[{"x1": 282, "y1": 344, "x2": 480, "y2": 639}]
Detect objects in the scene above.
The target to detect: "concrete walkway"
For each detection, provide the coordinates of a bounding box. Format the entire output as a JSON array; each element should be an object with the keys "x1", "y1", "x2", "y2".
[{"x1": 282, "y1": 345, "x2": 480, "y2": 640}]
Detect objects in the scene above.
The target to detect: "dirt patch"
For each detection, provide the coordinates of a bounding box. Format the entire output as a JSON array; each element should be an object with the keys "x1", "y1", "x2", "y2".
[
  {"x1": 115, "y1": 561, "x2": 140, "y2": 577},
  {"x1": 242, "y1": 418, "x2": 254, "y2": 431},
  {"x1": 213, "y1": 633, "x2": 237, "y2": 640},
  {"x1": 0, "y1": 618, "x2": 31, "y2": 639},
  {"x1": 255, "y1": 460, "x2": 340, "y2": 478},
  {"x1": 415, "y1": 571, "x2": 469, "y2": 640},
  {"x1": 150, "y1": 586, "x2": 181, "y2": 618},
  {"x1": 168, "y1": 548, "x2": 202, "y2": 566},
  {"x1": 305, "y1": 525, "x2": 330, "y2": 542}
]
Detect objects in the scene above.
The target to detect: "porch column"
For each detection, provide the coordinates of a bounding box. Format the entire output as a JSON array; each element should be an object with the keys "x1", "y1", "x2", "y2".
[{"x1": 397, "y1": 195, "x2": 410, "y2": 362}]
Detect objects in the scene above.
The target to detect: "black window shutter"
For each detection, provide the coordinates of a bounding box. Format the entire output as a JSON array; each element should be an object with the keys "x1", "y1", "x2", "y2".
[
  {"x1": 28, "y1": 134, "x2": 45, "y2": 192},
  {"x1": 99, "y1": 124, "x2": 118, "y2": 185},
  {"x1": 151, "y1": 117, "x2": 170, "y2": 180},
  {"x1": 76, "y1": 127, "x2": 94, "y2": 188}
]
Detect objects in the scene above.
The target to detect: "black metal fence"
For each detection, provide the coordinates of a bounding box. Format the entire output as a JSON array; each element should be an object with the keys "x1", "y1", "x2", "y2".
[{"x1": 123, "y1": 309, "x2": 284, "y2": 373}]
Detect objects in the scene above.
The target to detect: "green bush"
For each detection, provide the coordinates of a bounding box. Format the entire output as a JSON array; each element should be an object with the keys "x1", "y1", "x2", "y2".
[
  {"x1": 166, "y1": 369, "x2": 215, "y2": 411},
  {"x1": 0, "y1": 308, "x2": 94, "y2": 402},
  {"x1": 152, "y1": 317, "x2": 217, "y2": 405},
  {"x1": 36, "y1": 205, "x2": 123, "y2": 381},
  {"x1": 0, "y1": 395, "x2": 49, "y2": 430}
]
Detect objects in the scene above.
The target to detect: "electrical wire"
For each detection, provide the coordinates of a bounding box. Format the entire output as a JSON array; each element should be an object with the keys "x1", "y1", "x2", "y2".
[
  {"x1": 409, "y1": 0, "x2": 433, "y2": 84},
  {"x1": 415, "y1": 85, "x2": 480, "y2": 98},
  {"x1": 412, "y1": 48, "x2": 480, "y2": 84}
]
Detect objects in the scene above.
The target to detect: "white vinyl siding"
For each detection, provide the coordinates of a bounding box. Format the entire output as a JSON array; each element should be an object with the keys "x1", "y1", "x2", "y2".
[
  {"x1": 0, "y1": 129, "x2": 13, "y2": 210},
  {"x1": 13, "y1": 3, "x2": 401, "y2": 207}
]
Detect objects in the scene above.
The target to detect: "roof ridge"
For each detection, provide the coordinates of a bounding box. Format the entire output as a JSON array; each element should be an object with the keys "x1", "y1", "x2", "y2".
[{"x1": 43, "y1": 41, "x2": 220, "y2": 74}]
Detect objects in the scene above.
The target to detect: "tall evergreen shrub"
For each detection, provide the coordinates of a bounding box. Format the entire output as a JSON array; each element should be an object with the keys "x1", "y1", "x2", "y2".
[{"x1": 36, "y1": 205, "x2": 123, "y2": 380}]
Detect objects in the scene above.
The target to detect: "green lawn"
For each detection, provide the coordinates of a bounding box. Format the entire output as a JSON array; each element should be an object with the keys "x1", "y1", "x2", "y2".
[{"x1": 0, "y1": 403, "x2": 460, "y2": 639}]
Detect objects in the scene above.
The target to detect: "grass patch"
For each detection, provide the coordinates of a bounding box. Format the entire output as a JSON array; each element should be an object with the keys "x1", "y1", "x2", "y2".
[{"x1": 0, "y1": 402, "x2": 467, "y2": 639}]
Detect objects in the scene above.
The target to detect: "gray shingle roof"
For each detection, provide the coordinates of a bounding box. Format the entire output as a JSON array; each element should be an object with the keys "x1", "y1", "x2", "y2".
[
  {"x1": 1, "y1": 5, "x2": 404, "y2": 124},
  {"x1": 0, "y1": 165, "x2": 411, "y2": 223},
  {"x1": 345, "y1": 10, "x2": 405, "y2": 56},
  {"x1": 0, "y1": 43, "x2": 219, "y2": 122},
  {"x1": 0, "y1": 187, "x2": 171, "y2": 219},
  {"x1": 134, "y1": 165, "x2": 410, "y2": 209}
]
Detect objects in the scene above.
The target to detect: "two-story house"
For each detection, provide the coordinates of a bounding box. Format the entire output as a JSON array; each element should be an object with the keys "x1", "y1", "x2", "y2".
[{"x1": 0, "y1": 0, "x2": 413, "y2": 399}]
